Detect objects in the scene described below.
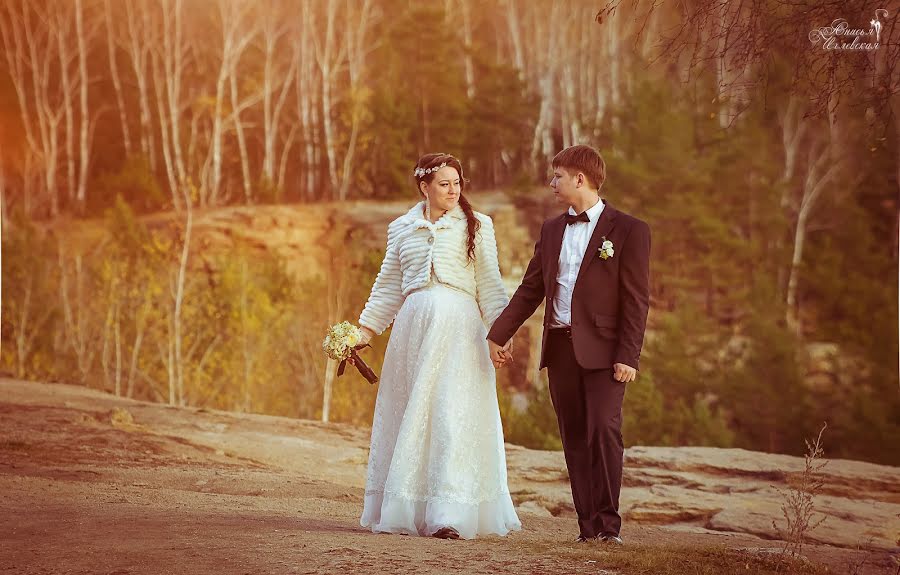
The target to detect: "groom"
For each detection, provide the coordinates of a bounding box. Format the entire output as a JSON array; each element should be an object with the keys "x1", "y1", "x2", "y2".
[{"x1": 488, "y1": 145, "x2": 650, "y2": 544}]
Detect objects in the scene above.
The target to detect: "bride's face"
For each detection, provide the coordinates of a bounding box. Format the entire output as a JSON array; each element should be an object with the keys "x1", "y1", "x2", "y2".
[{"x1": 420, "y1": 166, "x2": 462, "y2": 214}]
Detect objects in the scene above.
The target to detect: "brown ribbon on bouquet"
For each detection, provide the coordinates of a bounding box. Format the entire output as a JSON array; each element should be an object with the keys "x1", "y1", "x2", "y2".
[{"x1": 337, "y1": 343, "x2": 379, "y2": 385}]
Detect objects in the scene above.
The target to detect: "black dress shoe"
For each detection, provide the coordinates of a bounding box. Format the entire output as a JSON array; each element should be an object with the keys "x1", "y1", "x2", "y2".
[
  {"x1": 432, "y1": 527, "x2": 460, "y2": 540},
  {"x1": 574, "y1": 534, "x2": 597, "y2": 543},
  {"x1": 600, "y1": 533, "x2": 623, "y2": 545}
]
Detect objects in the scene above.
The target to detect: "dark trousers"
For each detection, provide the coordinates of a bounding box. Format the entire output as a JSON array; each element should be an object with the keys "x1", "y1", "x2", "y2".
[{"x1": 545, "y1": 328, "x2": 626, "y2": 538}]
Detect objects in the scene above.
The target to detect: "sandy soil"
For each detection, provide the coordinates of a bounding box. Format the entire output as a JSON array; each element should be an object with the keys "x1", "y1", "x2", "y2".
[{"x1": 0, "y1": 379, "x2": 894, "y2": 575}]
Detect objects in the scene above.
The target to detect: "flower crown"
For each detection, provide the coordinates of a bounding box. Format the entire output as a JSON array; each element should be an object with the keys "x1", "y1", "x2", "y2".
[{"x1": 413, "y1": 161, "x2": 448, "y2": 178}]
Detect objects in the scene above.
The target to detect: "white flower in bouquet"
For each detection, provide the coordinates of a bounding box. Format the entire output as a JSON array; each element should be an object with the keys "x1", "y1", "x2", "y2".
[{"x1": 322, "y1": 321, "x2": 364, "y2": 361}]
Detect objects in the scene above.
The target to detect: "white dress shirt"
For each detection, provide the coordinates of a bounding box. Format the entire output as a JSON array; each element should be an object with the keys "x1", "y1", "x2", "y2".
[{"x1": 549, "y1": 197, "x2": 605, "y2": 328}]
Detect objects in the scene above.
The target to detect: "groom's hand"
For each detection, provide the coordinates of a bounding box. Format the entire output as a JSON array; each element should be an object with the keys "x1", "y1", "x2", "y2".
[
  {"x1": 613, "y1": 363, "x2": 637, "y2": 383},
  {"x1": 488, "y1": 339, "x2": 510, "y2": 369}
]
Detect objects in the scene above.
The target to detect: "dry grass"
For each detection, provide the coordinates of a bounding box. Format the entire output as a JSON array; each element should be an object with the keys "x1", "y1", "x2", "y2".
[
  {"x1": 773, "y1": 422, "x2": 829, "y2": 564},
  {"x1": 594, "y1": 545, "x2": 829, "y2": 575},
  {"x1": 107, "y1": 407, "x2": 135, "y2": 427},
  {"x1": 502, "y1": 538, "x2": 830, "y2": 575}
]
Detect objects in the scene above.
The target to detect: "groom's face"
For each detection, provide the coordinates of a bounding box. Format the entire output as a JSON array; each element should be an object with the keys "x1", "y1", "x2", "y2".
[{"x1": 549, "y1": 167, "x2": 579, "y2": 206}]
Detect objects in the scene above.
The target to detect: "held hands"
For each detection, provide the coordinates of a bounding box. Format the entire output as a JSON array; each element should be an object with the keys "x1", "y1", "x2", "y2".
[
  {"x1": 613, "y1": 363, "x2": 637, "y2": 383},
  {"x1": 488, "y1": 339, "x2": 513, "y2": 369}
]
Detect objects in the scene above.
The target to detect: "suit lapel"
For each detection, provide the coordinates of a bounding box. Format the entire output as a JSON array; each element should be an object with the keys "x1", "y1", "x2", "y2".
[
  {"x1": 544, "y1": 215, "x2": 567, "y2": 300},
  {"x1": 575, "y1": 200, "x2": 618, "y2": 286}
]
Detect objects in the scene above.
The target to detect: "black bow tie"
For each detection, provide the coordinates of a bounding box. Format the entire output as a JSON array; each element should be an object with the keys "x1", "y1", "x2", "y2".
[{"x1": 565, "y1": 211, "x2": 590, "y2": 225}]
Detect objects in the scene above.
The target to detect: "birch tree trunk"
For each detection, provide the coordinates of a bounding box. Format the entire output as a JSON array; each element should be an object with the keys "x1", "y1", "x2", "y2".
[
  {"x1": 59, "y1": 250, "x2": 97, "y2": 383},
  {"x1": 209, "y1": 0, "x2": 255, "y2": 206},
  {"x1": 101, "y1": 280, "x2": 114, "y2": 391},
  {"x1": 161, "y1": 0, "x2": 187, "y2": 193},
  {"x1": 114, "y1": 301, "x2": 122, "y2": 396},
  {"x1": 261, "y1": 9, "x2": 297, "y2": 191},
  {"x1": 151, "y1": 45, "x2": 180, "y2": 210},
  {"x1": 783, "y1": 85, "x2": 853, "y2": 333},
  {"x1": 296, "y1": 1, "x2": 317, "y2": 200},
  {"x1": 321, "y1": 358, "x2": 336, "y2": 422},
  {"x1": 278, "y1": 125, "x2": 298, "y2": 193},
  {"x1": 775, "y1": 94, "x2": 808, "y2": 296},
  {"x1": 504, "y1": 0, "x2": 525, "y2": 80},
  {"x1": 173, "y1": 187, "x2": 193, "y2": 406},
  {"x1": 74, "y1": 0, "x2": 91, "y2": 213},
  {"x1": 315, "y1": 0, "x2": 347, "y2": 198},
  {"x1": 337, "y1": 0, "x2": 374, "y2": 202},
  {"x1": 321, "y1": 217, "x2": 351, "y2": 422},
  {"x1": 127, "y1": 297, "x2": 152, "y2": 399},
  {"x1": 104, "y1": 0, "x2": 132, "y2": 157},
  {"x1": 784, "y1": 131, "x2": 842, "y2": 333},
  {"x1": 8, "y1": 1, "x2": 65, "y2": 217},
  {"x1": 607, "y1": 4, "x2": 622, "y2": 125},
  {"x1": 230, "y1": 71, "x2": 253, "y2": 203},
  {"x1": 54, "y1": 6, "x2": 77, "y2": 208},
  {"x1": 12, "y1": 274, "x2": 54, "y2": 379},
  {"x1": 124, "y1": 0, "x2": 156, "y2": 172},
  {"x1": 460, "y1": 0, "x2": 475, "y2": 99},
  {"x1": 527, "y1": 3, "x2": 559, "y2": 170},
  {"x1": 240, "y1": 258, "x2": 252, "y2": 412}
]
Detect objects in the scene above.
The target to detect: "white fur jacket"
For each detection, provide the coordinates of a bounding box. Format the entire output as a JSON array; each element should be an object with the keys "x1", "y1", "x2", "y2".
[{"x1": 358, "y1": 201, "x2": 509, "y2": 335}]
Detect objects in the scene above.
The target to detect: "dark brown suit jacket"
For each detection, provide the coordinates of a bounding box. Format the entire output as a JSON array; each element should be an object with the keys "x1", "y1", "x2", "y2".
[{"x1": 487, "y1": 201, "x2": 650, "y2": 370}]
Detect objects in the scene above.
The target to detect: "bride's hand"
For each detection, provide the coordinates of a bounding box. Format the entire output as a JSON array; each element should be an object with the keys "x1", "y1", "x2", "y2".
[
  {"x1": 488, "y1": 339, "x2": 508, "y2": 369},
  {"x1": 358, "y1": 326, "x2": 375, "y2": 347},
  {"x1": 348, "y1": 327, "x2": 375, "y2": 365}
]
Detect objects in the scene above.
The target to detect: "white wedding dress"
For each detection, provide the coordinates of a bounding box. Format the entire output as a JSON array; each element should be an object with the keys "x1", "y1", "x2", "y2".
[{"x1": 360, "y1": 275, "x2": 522, "y2": 539}]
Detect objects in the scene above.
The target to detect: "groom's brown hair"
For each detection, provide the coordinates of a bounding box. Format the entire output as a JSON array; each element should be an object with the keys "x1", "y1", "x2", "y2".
[{"x1": 552, "y1": 145, "x2": 606, "y2": 190}]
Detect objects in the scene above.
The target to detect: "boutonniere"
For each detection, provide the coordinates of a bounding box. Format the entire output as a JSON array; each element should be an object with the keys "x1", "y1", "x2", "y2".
[{"x1": 598, "y1": 237, "x2": 614, "y2": 260}]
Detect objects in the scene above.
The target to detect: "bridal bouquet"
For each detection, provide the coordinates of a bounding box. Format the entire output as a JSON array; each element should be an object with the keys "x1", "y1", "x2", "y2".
[{"x1": 322, "y1": 321, "x2": 379, "y2": 385}]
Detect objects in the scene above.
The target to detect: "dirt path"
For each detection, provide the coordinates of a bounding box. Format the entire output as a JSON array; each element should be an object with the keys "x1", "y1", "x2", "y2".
[{"x1": 0, "y1": 379, "x2": 894, "y2": 574}]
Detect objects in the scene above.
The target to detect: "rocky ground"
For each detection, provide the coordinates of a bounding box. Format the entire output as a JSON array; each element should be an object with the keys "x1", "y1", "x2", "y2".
[{"x1": 1, "y1": 378, "x2": 897, "y2": 574}]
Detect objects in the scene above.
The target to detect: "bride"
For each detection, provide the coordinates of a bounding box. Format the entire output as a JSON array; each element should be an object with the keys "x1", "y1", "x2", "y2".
[{"x1": 353, "y1": 153, "x2": 521, "y2": 540}]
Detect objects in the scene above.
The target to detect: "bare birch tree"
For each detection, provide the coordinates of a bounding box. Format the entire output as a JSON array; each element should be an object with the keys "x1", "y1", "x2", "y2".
[
  {"x1": 7, "y1": 256, "x2": 55, "y2": 379},
  {"x1": 260, "y1": 5, "x2": 298, "y2": 192},
  {"x1": 123, "y1": 0, "x2": 157, "y2": 171},
  {"x1": 227, "y1": 62, "x2": 266, "y2": 203},
  {"x1": 73, "y1": 0, "x2": 95, "y2": 213},
  {"x1": 163, "y1": 185, "x2": 193, "y2": 405},
  {"x1": 161, "y1": 0, "x2": 188, "y2": 197},
  {"x1": 314, "y1": 0, "x2": 348, "y2": 199},
  {"x1": 295, "y1": 1, "x2": 318, "y2": 200},
  {"x1": 459, "y1": 0, "x2": 475, "y2": 99},
  {"x1": 337, "y1": 0, "x2": 375, "y2": 201},
  {"x1": 59, "y1": 248, "x2": 99, "y2": 383},
  {"x1": 103, "y1": 0, "x2": 131, "y2": 157},
  {"x1": 53, "y1": 3, "x2": 78, "y2": 208},
  {"x1": 206, "y1": 0, "x2": 255, "y2": 206},
  {"x1": 0, "y1": 1, "x2": 65, "y2": 217},
  {"x1": 101, "y1": 270, "x2": 123, "y2": 395}
]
